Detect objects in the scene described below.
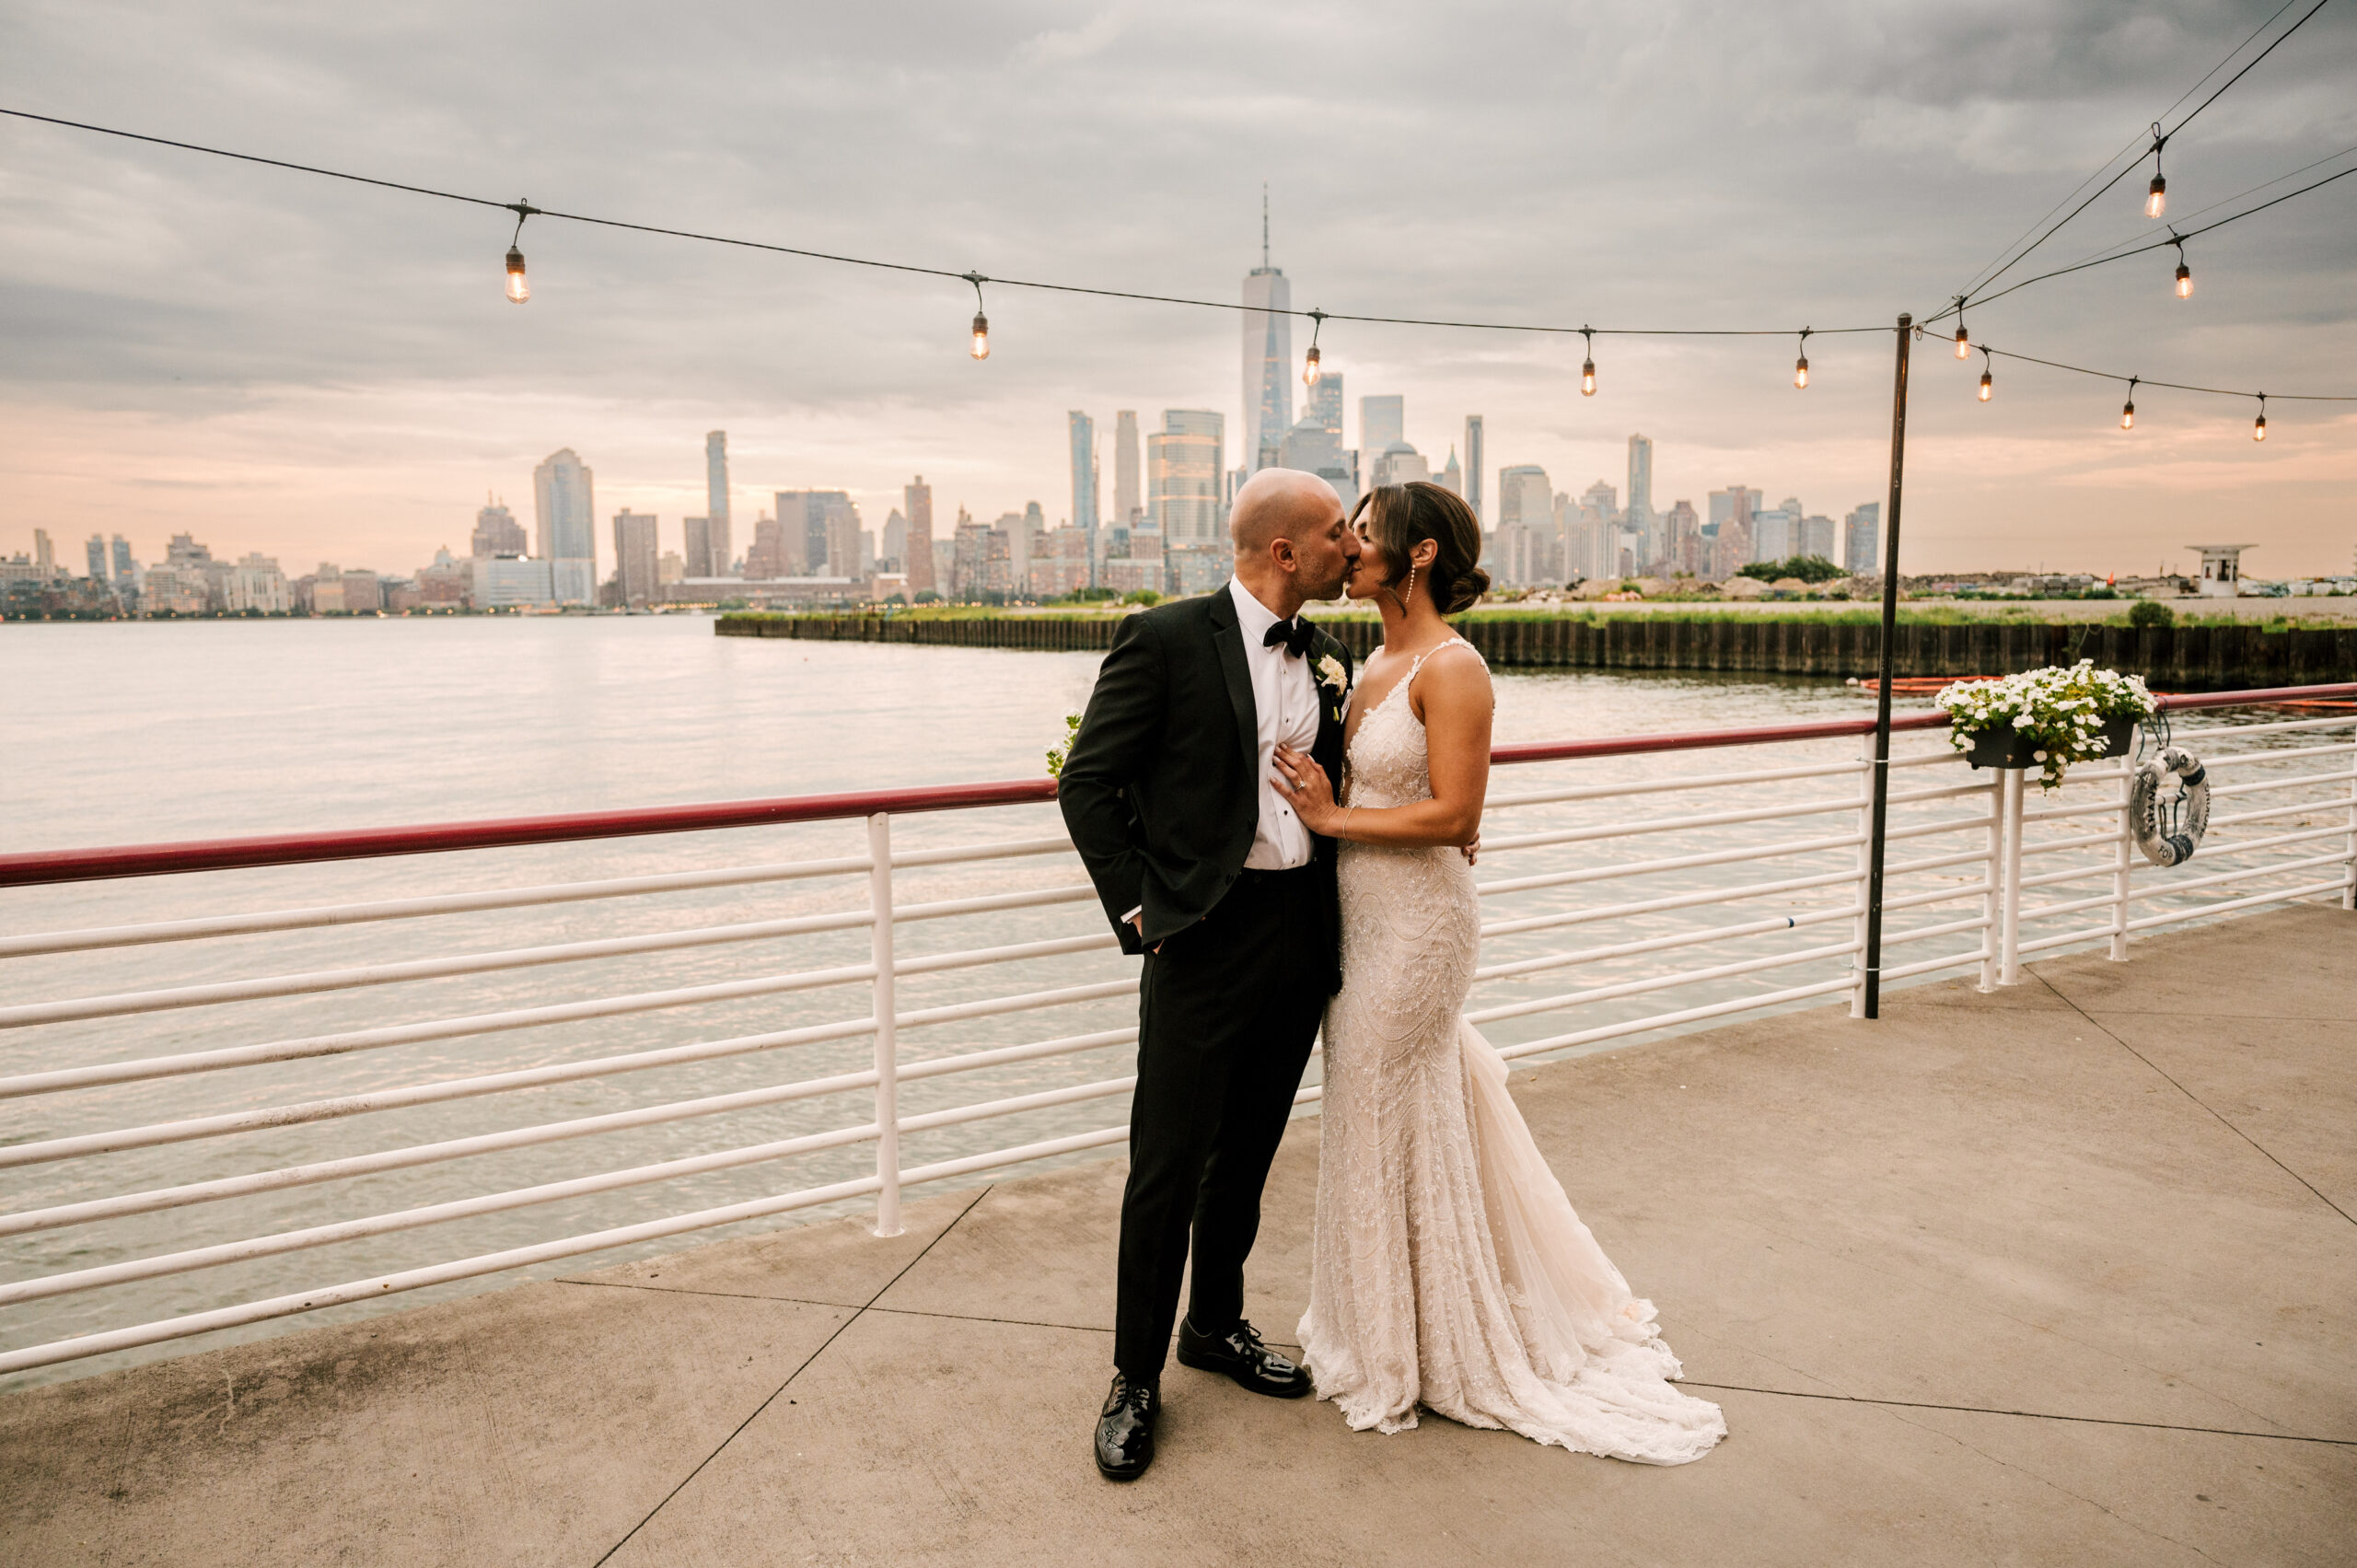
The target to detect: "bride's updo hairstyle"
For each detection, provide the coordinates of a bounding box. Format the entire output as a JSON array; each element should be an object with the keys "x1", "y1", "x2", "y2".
[{"x1": 1354, "y1": 481, "x2": 1491, "y2": 615}]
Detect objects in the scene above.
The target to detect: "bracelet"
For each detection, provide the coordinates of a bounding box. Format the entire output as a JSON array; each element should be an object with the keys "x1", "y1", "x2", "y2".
[{"x1": 1338, "y1": 807, "x2": 1355, "y2": 842}]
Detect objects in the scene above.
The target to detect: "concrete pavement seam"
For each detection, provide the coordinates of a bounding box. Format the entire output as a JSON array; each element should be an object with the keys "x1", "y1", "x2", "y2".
[
  {"x1": 2030, "y1": 972, "x2": 2357, "y2": 1229},
  {"x1": 1680, "y1": 1382, "x2": 2357, "y2": 1446},
  {"x1": 587, "y1": 1183, "x2": 996, "y2": 1568}
]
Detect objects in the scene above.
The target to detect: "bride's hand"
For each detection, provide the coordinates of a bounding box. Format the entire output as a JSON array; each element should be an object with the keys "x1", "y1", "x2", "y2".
[{"x1": 1272, "y1": 746, "x2": 1341, "y2": 835}]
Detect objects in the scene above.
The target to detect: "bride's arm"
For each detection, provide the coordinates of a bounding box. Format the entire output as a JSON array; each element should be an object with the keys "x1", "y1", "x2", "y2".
[{"x1": 1274, "y1": 653, "x2": 1491, "y2": 849}]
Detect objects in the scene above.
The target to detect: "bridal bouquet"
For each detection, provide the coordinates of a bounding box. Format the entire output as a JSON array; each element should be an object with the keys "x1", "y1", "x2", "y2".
[
  {"x1": 1045, "y1": 712, "x2": 1083, "y2": 779},
  {"x1": 1935, "y1": 661, "x2": 2156, "y2": 789}
]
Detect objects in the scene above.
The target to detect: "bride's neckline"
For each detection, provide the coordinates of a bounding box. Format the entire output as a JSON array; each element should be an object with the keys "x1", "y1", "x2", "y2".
[{"x1": 1346, "y1": 636, "x2": 1469, "y2": 753}]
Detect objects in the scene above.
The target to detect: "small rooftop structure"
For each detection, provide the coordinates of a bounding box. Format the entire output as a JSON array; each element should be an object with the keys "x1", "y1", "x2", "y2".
[{"x1": 2186, "y1": 542, "x2": 2256, "y2": 598}]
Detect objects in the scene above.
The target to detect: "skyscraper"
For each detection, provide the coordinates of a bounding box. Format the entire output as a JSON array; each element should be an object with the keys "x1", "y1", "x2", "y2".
[
  {"x1": 682, "y1": 517, "x2": 713, "y2": 577},
  {"x1": 1360, "y1": 396, "x2": 1403, "y2": 459},
  {"x1": 110, "y1": 535, "x2": 134, "y2": 582},
  {"x1": 1069, "y1": 411, "x2": 1099, "y2": 559},
  {"x1": 86, "y1": 533, "x2": 106, "y2": 580},
  {"x1": 1844, "y1": 503, "x2": 1880, "y2": 575},
  {"x1": 1114, "y1": 411, "x2": 1142, "y2": 527},
  {"x1": 1240, "y1": 194, "x2": 1292, "y2": 473},
  {"x1": 774, "y1": 491, "x2": 859, "y2": 575},
  {"x1": 1440, "y1": 447, "x2": 1462, "y2": 496},
  {"x1": 612, "y1": 511, "x2": 659, "y2": 607},
  {"x1": 471, "y1": 499, "x2": 526, "y2": 557},
  {"x1": 903, "y1": 477, "x2": 935, "y2": 594},
  {"x1": 1148, "y1": 411, "x2": 1225, "y2": 541},
  {"x1": 705, "y1": 432, "x2": 732, "y2": 577},
  {"x1": 1626, "y1": 434, "x2": 1655, "y2": 566},
  {"x1": 532, "y1": 447, "x2": 597, "y2": 604},
  {"x1": 1463, "y1": 416, "x2": 1484, "y2": 524},
  {"x1": 1306, "y1": 373, "x2": 1343, "y2": 434}
]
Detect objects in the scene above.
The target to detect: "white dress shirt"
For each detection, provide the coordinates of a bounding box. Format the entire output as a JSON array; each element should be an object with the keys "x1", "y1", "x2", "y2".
[{"x1": 1225, "y1": 576, "x2": 1321, "y2": 870}]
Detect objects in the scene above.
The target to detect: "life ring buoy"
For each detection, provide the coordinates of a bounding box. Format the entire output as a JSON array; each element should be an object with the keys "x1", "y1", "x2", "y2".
[{"x1": 2130, "y1": 747, "x2": 2209, "y2": 867}]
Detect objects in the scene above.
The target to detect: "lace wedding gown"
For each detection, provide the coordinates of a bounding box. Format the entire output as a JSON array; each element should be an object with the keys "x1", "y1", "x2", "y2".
[{"x1": 1297, "y1": 640, "x2": 1727, "y2": 1465}]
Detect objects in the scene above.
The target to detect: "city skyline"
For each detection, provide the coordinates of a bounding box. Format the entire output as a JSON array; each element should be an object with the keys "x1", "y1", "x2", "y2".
[{"x1": 3, "y1": 5, "x2": 2351, "y2": 577}]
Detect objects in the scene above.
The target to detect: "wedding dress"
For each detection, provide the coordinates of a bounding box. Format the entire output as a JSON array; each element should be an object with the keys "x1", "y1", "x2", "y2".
[{"x1": 1297, "y1": 639, "x2": 1726, "y2": 1465}]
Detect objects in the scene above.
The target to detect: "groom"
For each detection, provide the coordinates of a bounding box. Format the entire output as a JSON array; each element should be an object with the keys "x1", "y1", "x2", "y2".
[{"x1": 1059, "y1": 469, "x2": 1360, "y2": 1481}]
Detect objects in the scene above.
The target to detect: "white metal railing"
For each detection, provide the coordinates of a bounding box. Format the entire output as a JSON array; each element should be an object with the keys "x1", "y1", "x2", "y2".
[{"x1": 2, "y1": 693, "x2": 2351, "y2": 1383}]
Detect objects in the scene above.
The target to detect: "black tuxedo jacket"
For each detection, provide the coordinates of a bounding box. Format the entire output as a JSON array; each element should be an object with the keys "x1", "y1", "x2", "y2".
[{"x1": 1057, "y1": 587, "x2": 1354, "y2": 993}]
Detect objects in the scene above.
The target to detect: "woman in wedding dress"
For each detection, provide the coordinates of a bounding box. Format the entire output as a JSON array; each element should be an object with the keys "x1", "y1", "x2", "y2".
[{"x1": 1272, "y1": 482, "x2": 1725, "y2": 1466}]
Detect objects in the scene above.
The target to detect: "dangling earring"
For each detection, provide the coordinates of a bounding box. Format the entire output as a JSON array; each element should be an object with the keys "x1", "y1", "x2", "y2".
[{"x1": 1392, "y1": 562, "x2": 1416, "y2": 610}]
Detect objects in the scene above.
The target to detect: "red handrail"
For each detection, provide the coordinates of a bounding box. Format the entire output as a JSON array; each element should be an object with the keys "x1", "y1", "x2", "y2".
[{"x1": 4, "y1": 683, "x2": 2349, "y2": 889}]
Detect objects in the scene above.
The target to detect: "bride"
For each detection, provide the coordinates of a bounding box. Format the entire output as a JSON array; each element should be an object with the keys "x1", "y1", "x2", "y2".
[{"x1": 1272, "y1": 482, "x2": 1725, "y2": 1466}]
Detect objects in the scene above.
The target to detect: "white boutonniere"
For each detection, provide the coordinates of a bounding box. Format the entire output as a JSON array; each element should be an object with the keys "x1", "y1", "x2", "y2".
[{"x1": 1316, "y1": 653, "x2": 1349, "y2": 696}]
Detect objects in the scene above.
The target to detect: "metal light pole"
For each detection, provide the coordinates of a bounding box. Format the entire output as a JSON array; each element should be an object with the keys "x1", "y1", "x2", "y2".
[{"x1": 1862, "y1": 312, "x2": 1912, "y2": 1020}]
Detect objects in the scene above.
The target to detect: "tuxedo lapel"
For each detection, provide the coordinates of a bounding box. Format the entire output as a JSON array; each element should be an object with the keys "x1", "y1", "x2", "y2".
[
  {"x1": 1311, "y1": 630, "x2": 1349, "y2": 777},
  {"x1": 1205, "y1": 587, "x2": 1260, "y2": 784}
]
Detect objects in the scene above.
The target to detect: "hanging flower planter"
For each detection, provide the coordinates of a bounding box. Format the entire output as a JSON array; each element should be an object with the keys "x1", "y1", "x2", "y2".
[{"x1": 1936, "y1": 662, "x2": 2157, "y2": 789}]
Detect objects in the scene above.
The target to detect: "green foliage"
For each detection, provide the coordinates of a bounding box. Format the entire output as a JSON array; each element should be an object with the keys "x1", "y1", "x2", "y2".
[
  {"x1": 2127, "y1": 599, "x2": 2176, "y2": 630},
  {"x1": 1044, "y1": 712, "x2": 1084, "y2": 779},
  {"x1": 1735, "y1": 555, "x2": 1845, "y2": 585},
  {"x1": 1120, "y1": 589, "x2": 1162, "y2": 606},
  {"x1": 913, "y1": 590, "x2": 942, "y2": 604}
]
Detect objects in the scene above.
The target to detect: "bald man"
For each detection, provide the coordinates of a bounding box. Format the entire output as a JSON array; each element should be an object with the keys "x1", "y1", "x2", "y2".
[{"x1": 1060, "y1": 468, "x2": 1361, "y2": 1480}]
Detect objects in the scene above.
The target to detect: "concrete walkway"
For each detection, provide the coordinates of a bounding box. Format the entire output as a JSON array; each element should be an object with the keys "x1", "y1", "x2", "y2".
[{"x1": 6, "y1": 907, "x2": 2352, "y2": 1566}]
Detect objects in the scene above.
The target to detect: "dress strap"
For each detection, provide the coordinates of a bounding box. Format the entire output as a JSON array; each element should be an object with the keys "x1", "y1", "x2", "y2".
[{"x1": 1405, "y1": 636, "x2": 1474, "y2": 683}]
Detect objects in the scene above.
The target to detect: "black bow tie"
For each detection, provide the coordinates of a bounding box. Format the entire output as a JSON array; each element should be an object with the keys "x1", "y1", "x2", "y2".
[{"x1": 1262, "y1": 617, "x2": 1315, "y2": 658}]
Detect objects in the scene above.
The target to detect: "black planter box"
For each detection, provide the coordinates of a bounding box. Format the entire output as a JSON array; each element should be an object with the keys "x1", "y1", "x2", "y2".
[{"x1": 1964, "y1": 714, "x2": 2137, "y2": 770}]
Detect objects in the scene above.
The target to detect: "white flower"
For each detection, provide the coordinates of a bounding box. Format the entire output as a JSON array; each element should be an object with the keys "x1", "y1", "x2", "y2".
[{"x1": 1316, "y1": 654, "x2": 1349, "y2": 694}]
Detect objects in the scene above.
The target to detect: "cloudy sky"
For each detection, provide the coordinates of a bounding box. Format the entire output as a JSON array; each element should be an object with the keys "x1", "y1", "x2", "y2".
[{"x1": 3, "y1": 0, "x2": 2352, "y2": 579}]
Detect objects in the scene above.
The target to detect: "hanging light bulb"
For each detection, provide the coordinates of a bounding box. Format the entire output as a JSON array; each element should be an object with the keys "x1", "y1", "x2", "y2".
[
  {"x1": 1303, "y1": 308, "x2": 1325, "y2": 386},
  {"x1": 1580, "y1": 327, "x2": 1596, "y2": 397},
  {"x1": 502, "y1": 201, "x2": 539, "y2": 305},
  {"x1": 2120, "y1": 377, "x2": 2138, "y2": 431},
  {"x1": 964, "y1": 273, "x2": 990, "y2": 360},
  {"x1": 2172, "y1": 237, "x2": 2192, "y2": 298},
  {"x1": 2144, "y1": 126, "x2": 2167, "y2": 218},
  {"x1": 1978, "y1": 349, "x2": 1993, "y2": 401},
  {"x1": 2253, "y1": 395, "x2": 2268, "y2": 442},
  {"x1": 1793, "y1": 329, "x2": 1811, "y2": 390}
]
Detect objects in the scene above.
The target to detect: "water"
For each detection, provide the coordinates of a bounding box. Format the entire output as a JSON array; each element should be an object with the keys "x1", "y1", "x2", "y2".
[{"x1": 3, "y1": 616, "x2": 2326, "y2": 1388}]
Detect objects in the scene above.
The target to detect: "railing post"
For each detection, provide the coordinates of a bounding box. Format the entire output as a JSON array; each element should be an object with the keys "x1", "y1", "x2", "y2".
[
  {"x1": 1852, "y1": 732, "x2": 1874, "y2": 1018},
  {"x1": 1978, "y1": 770, "x2": 2001, "y2": 993},
  {"x1": 1998, "y1": 767, "x2": 2026, "y2": 985},
  {"x1": 867, "y1": 811, "x2": 903, "y2": 1237},
  {"x1": 2108, "y1": 764, "x2": 2133, "y2": 961}
]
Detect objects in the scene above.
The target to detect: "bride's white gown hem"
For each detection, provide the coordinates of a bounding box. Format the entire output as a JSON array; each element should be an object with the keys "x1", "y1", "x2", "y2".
[{"x1": 1297, "y1": 639, "x2": 1726, "y2": 1466}]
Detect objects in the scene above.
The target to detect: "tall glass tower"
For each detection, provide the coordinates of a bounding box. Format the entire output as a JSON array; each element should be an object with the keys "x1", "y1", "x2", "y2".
[
  {"x1": 705, "y1": 432, "x2": 732, "y2": 576},
  {"x1": 532, "y1": 447, "x2": 597, "y2": 604},
  {"x1": 1240, "y1": 190, "x2": 1292, "y2": 474}
]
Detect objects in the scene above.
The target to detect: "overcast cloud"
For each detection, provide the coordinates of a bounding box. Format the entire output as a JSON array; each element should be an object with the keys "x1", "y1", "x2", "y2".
[{"x1": 3, "y1": 0, "x2": 2352, "y2": 576}]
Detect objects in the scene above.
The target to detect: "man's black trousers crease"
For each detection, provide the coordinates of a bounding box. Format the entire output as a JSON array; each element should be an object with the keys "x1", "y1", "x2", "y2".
[{"x1": 1114, "y1": 865, "x2": 1328, "y2": 1386}]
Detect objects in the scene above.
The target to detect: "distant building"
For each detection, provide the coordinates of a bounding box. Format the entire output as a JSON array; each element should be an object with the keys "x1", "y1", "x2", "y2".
[
  {"x1": 1749, "y1": 507, "x2": 1795, "y2": 563},
  {"x1": 1663, "y1": 499, "x2": 1701, "y2": 575},
  {"x1": 1030, "y1": 526, "x2": 1094, "y2": 598},
  {"x1": 1495, "y1": 464, "x2": 1556, "y2": 586},
  {"x1": 881, "y1": 509, "x2": 908, "y2": 572},
  {"x1": 1359, "y1": 396, "x2": 1403, "y2": 462},
  {"x1": 2189, "y1": 543, "x2": 2256, "y2": 598},
  {"x1": 1149, "y1": 411, "x2": 1225, "y2": 542},
  {"x1": 1463, "y1": 416, "x2": 1484, "y2": 525},
  {"x1": 533, "y1": 448, "x2": 597, "y2": 605},
  {"x1": 473, "y1": 556, "x2": 556, "y2": 607},
  {"x1": 745, "y1": 514, "x2": 788, "y2": 580},
  {"x1": 85, "y1": 533, "x2": 107, "y2": 580},
  {"x1": 612, "y1": 510, "x2": 660, "y2": 607},
  {"x1": 33, "y1": 529, "x2": 55, "y2": 576},
  {"x1": 471, "y1": 500, "x2": 527, "y2": 558},
  {"x1": 1843, "y1": 504, "x2": 1879, "y2": 575},
  {"x1": 1165, "y1": 541, "x2": 1230, "y2": 598},
  {"x1": 226, "y1": 552, "x2": 291, "y2": 613},
  {"x1": 682, "y1": 517, "x2": 714, "y2": 579},
  {"x1": 1372, "y1": 442, "x2": 1430, "y2": 488},
  {"x1": 415, "y1": 548, "x2": 469, "y2": 605},
  {"x1": 137, "y1": 564, "x2": 210, "y2": 615},
  {"x1": 773, "y1": 491, "x2": 860, "y2": 576},
  {"x1": 110, "y1": 535, "x2": 135, "y2": 583},
  {"x1": 1241, "y1": 220, "x2": 1292, "y2": 472},
  {"x1": 705, "y1": 432, "x2": 732, "y2": 583},
  {"x1": 1799, "y1": 514, "x2": 1838, "y2": 563},
  {"x1": 1114, "y1": 411, "x2": 1143, "y2": 528},
  {"x1": 904, "y1": 477, "x2": 936, "y2": 595},
  {"x1": 1626, "y1": 435, "x2": 1655, "y2": 560}
]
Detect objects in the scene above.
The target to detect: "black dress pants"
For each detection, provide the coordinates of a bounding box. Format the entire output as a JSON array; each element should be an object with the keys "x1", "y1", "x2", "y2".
[{"x1": 1113, "y1": 865, "x2": 1328, "y2": 1385}]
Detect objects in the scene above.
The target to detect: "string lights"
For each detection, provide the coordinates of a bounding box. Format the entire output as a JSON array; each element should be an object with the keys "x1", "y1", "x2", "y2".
[
  {"x1": 2171, "y1": 235, "x2": 2193, "y2": 298},
  {"x1": 503, "y1": 201, "x2": 537, "y2": 305},
  {"x1": 2145, "y1": 124, "x2": 2168, "y2": 218},
  {"x1": 1580, "y1": 327, "x2": 1596, "y2": 396},
  {"x1": 1793, "y1": 329, "x2": 1811, "y2": 389},
  {"x1": 1952, "y1": 298, "x2": 1970, "y2": 359},
  {"x1": 2254, "y1": 394, "x2": 2268, "y2": 440},
  {"x1": 1978, "y1": 348, "x2": 1993, "y2": 401},
  {"x1": 2121, "y1": 376, "x2": 2139, "y2": 430},
  {"x1": 964, "y1": 272, "x2": 989, "y2": 360},
  {"x1": 1303, "y1": 308, "x2": 1325, "y2": 386}
]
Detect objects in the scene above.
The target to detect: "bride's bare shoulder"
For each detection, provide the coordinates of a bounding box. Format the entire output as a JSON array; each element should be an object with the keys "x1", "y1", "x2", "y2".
[{"x1": 1411, "y1": 638, "x2": 1492, "y2": 713}]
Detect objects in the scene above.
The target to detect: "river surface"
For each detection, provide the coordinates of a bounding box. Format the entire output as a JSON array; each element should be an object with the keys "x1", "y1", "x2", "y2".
[{"x1": 1, "y1": 614, "x2": 2320, "y2": 1388}]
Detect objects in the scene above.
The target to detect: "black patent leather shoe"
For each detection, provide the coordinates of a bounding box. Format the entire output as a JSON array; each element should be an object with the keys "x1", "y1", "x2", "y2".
[
  {"x1": 1176, "y1": 1318, "x2": 1313, "y2": 1398},
  {"x1": 1094, "y1": 1374, "x2": 1157, "y2": 1481}
]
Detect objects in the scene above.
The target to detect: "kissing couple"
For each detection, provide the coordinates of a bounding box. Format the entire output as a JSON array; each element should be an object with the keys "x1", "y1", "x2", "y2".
[{"x1": 1059, "y1": 470, "x2": 1727, "y2": 1479}]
